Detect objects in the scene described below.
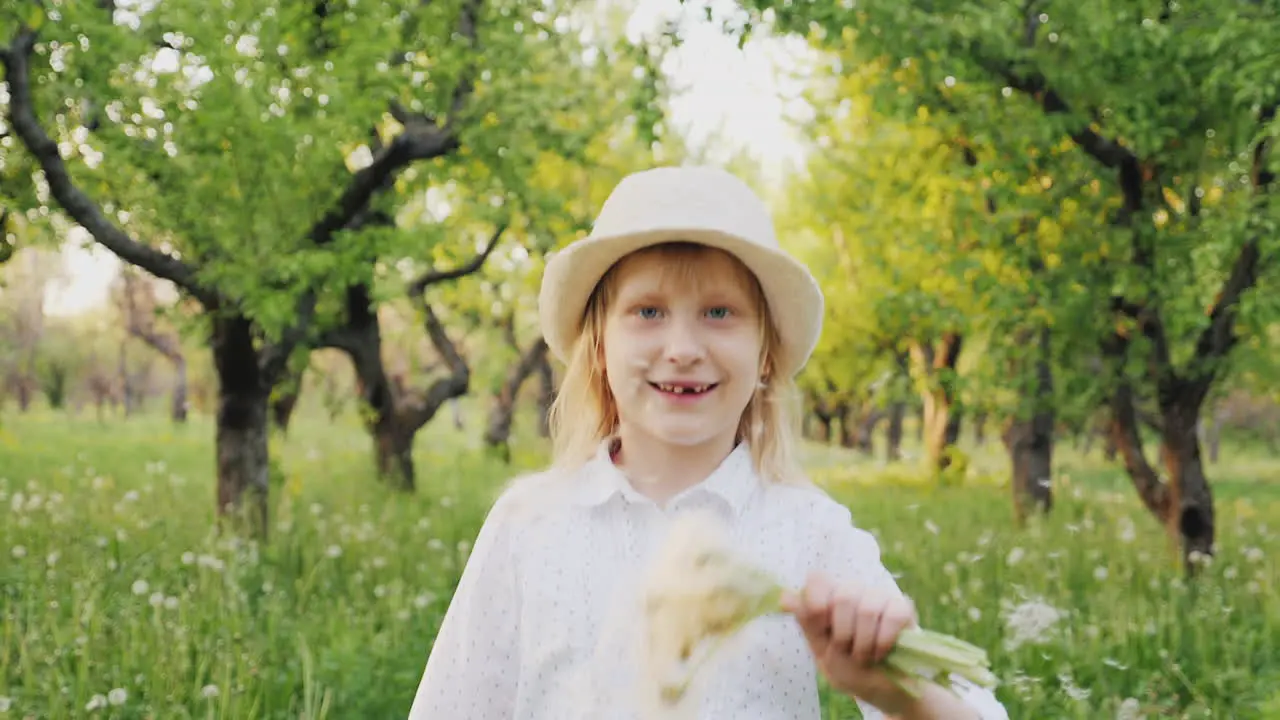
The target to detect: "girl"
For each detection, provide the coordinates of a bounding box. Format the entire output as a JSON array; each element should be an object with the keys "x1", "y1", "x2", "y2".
[{"x1": 408, "y1": 166, "x2": 1008, "y2": 719}]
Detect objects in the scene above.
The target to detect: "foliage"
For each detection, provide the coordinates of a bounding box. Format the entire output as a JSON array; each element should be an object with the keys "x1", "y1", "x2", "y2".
[{"x1": 730, "y1": 0, "x2": 1280, "y2": 405}]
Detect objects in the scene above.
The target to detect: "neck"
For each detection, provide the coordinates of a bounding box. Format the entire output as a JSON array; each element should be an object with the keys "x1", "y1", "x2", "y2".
[{"x1": 612, "y1": 426, "x2": 739, "y2": 504}]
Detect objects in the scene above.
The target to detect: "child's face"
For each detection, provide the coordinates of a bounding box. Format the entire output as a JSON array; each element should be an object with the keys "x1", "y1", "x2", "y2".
[{"x1": 600, "y1": 247, "x2": 765, "y2": 455}]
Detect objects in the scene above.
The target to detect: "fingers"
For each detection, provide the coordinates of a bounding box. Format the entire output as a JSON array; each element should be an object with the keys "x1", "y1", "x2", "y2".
[
  {"x1": 799, "y1": 579, "x2": 915, "y2": 667},
  {"x1": 872, "y1": 595, "x2": 915, "y2": 663},
  {"x1": 847, "y1": 591, "x2": 885, "y2": 666},
  {"x1": 788, "y1": 573, "x2": 835, "y2": 655}
]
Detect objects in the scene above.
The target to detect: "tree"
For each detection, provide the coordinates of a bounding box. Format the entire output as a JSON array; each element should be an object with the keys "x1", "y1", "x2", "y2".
[
  {"x1": 113, "y1": 267, "x2": 189, "y2": 422},
  {"x1": 0, "y1": 245, "x2": 62, "y2": 411},
  {"x1": 1, "y1": 0, "x2": 661, "y2": 530},
  {"x1": 713, "y1": 0, "x2": 1280, "y2": 567}
]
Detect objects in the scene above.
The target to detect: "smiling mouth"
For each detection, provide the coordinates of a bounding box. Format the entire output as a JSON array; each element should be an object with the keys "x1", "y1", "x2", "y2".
[{"x1": 650, "y1": 382, "x2": 718, "y2": 396}]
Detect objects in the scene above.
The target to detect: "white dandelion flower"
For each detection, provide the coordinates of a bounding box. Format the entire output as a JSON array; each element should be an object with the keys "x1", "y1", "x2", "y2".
[
  {"x1": 1001, "y1": 598, "x2": 1064, "y2": 651},
  {"x1": 1116, "y1": 697, "x2": 1143, "y2": 720},
  {"x1": 107, "y1": 688, "x2": 127, "y2": 706}
]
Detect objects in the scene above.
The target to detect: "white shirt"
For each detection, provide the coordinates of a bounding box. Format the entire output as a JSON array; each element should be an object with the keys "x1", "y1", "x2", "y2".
[{"x1": 409, "y1": 442, "x2": 1008, "y2": 720}]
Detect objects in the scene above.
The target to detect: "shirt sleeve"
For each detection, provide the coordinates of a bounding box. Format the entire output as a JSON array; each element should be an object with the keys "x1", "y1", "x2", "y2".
[
  {"x1": 814, "y1": 501, "x2": 1010, "y2": 720},
  {"x1": 408, "y1": 491, "x2": 522, "y2": 719}
]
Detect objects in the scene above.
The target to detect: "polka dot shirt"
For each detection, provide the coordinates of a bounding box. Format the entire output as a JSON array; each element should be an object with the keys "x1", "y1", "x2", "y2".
[{"x1": 408, "y1": 442, "x2": 1009, "y2": 719}]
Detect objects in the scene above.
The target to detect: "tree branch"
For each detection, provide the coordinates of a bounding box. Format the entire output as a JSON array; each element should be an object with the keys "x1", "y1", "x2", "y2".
[
  {"x1": 402, "y1": 298, "x2": 469, "y2": 431},
  {"x1": 973, "y1": 50, "x2": 1138, "y2": 172},
  {"x1": 1, "y1": 27, "x2": 217, "y2": 306},
  {"x1": 119, "y1": 271, "x2": 185, "y2": 363},
  {"x1": 281, "y1": 0, "x2": 484, "y2": 378},
  {"x1": 306, "y1": 0, "x2": 482, "y2": 247},
  {"x1": 1183, "y1": 102, "x2": 1277, "y2": 408},
  {"x1": 408, "y1": 224, "x2": 505, "y2": 295}
]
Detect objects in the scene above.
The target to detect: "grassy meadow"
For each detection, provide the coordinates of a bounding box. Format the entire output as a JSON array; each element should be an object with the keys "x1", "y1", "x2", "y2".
[{"x1": 0, "y1": 400, "x2": 1277, "y2": 719}]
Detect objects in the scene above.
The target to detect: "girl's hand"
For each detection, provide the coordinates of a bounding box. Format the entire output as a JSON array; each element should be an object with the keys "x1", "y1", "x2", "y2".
[{"x1": 780, "y1": 572, "x2": 919, "y2": 715}]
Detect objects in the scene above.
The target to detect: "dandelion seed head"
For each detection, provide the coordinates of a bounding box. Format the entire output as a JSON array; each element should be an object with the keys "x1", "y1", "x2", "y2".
[
  {"x1": 638, "y1": 510, "x2": 780, "y2": 714},
  {"x1": 1116, "y1": 697, "x2": 1143, "y2": 720},
  {"x1": 1001, "y1": 598, "x2": 1064, "y2": 651},
  {"x1": 107, "y1": 688, "x2": 127, "y2": 706}
]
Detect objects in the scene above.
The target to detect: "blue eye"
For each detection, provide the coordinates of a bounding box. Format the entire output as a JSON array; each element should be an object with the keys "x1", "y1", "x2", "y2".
[
  {"x1": 706, "y1": 307, "x2": 731, "y2": 320},
  {"x1": 637, "y1": 306, "x2": 662, "y2": 320}
]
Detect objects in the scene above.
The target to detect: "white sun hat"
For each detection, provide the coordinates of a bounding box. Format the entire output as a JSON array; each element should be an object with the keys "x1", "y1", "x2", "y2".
[{"x1": 538, "y1": 165, "x2": 824, "y2": 378}]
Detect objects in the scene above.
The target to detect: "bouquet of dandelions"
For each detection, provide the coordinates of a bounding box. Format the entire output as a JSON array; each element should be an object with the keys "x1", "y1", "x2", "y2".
[{"x1": 639, "y1": 510, "x2": 998, "y2": 711}]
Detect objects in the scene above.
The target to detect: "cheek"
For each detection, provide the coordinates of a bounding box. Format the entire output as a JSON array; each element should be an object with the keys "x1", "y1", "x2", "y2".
[
  {"x1": 601, "y1": 333, "x2": 646, "y2": 396},
  {"x1": 724, "y1": 335, "x2": 765, "y2": 379}
]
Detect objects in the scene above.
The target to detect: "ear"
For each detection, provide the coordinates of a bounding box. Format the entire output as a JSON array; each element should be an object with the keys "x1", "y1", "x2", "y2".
[{"x1": 758, "y1": 354, "x2": 773, "y2": 382}]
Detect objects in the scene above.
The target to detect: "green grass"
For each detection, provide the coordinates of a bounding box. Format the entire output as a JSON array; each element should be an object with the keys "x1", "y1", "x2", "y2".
[{"x1": 1, "y1": 403, "x2": 1277, "y2": 719}]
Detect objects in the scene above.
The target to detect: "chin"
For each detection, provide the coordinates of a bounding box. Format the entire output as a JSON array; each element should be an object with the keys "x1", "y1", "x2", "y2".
[{"x1": 646, "y1": 422, "x2": 735, "y2": 449}]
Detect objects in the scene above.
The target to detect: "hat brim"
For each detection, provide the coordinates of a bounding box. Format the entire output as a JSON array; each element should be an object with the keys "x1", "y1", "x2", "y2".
[{"x1": 538, "y1": 227, "x2": 824, "y2": 378}]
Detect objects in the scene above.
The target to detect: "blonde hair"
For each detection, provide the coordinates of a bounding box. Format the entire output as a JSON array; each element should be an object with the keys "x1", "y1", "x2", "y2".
[{"x1": 546, "y1": 242, "x2": 808, "y2": 487}]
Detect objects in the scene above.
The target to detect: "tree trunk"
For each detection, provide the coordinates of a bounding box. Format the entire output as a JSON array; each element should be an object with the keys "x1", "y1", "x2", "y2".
[
  {"x1": 336, "y1": 296, "x2": 411, "y2": 488},
  {"x1": 844, "y1": 407, "x2": 881, "y2": 455},
  {"x1": 912, "y1": 333, "x2": 964, "y2": 474},
  {"x1": 973, "y1": 410, "x2": 988, "y2": 445},
  {"x1": 120, "y1": 270, "x2": 190, "y2": 424},
  {"x1": 1004, "y1": 326, "x2": 1054, "y2": 522},
  {"x1": 171, "y1": 356, "x2": 189, "y2": 423},
  {"x1": 836, "y1": 403, "x2": 854, "y2": 449},
  {"x1": 119, "y1": 343, "x2": 135, "y2": 416},
  {"x1": 1108, "y1": 380, "x2": 1216, "y2": 572},
  {"x1": 212, "y1": 314, "x2": 270, "y2": 538},
  {"x1": 483, "y1": 337, "x2": 548, "y2": 461},
  {"x1": 885, "y1": 400, "x2": 904, "y2": 462},
  {"x1": 374, "y1": 419, "x2": 415, "y2": 486},
  {"x1": 324, "y1": 281, "x2": 474, "y2": 490},
  {"x1": 15, "y1": 377, "x2": 33, "y2": 412},
  {"x1": 1160, "y1": 404, "x2": 1216, "y2": 566},
  {"x1": 813, "y1": 412, "x2": 834, "y2": 443}
]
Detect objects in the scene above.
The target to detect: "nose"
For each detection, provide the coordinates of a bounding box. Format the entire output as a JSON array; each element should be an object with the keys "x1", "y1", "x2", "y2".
[{"x1": 662, "y1": 315, "x2": 706, "y2": 366}]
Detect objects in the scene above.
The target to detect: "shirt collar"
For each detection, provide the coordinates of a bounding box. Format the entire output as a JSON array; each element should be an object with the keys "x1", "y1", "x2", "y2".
[{"x1": 571, "y1": 437, "x2": 760, "y2": 516}]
